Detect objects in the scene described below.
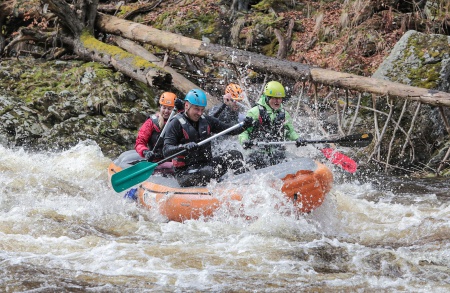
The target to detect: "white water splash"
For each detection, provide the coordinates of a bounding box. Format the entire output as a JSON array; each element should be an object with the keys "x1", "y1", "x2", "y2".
[{"x1": 1, "y1": 141, "x2": 450, "y2": 292}]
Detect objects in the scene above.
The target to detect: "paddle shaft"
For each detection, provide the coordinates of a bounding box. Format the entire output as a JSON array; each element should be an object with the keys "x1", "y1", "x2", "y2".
[
  {"x1": 254, "y1": 133, "x2": 372, "y2": 147},
  {"x1": 111, "y1": 121, "x2": 245, "y2": 192},
  {"x1": 155, "y1": 121, "x2": 245, "y2": 166},
  {"x1": 150, "y1": 108, "x2": 177, "y2": 153}
]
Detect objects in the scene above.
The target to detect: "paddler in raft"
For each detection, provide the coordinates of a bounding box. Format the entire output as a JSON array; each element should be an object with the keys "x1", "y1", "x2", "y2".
[
  {"x1": 208, "y1": 83, "x2": 247, "y2": 154},
  {"x1": 112, "y1": 92, "x2": 184, "y2": 171},
  {"x1": 135, "y1": 92, "x2": 183, "y2": 164},
  {"x1": 208, "y1": 83, "x2": 246, "y2": 125},
  {"x1": 163, "y1": 88, "x2": 255, "y2": 187},
  {"x1": 239, "y1": 81, "x2": 308, "y2": 169}
]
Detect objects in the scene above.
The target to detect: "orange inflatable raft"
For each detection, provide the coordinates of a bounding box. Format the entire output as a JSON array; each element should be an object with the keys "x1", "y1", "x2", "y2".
[{"x1": 108, "y1": 157, "x2": 333, "y2": 222}]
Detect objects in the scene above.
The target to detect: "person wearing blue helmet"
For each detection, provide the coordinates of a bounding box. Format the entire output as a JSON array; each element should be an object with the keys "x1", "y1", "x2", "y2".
[{"x1": 163, "y1": 88, "x2": 255, "y2": 187}]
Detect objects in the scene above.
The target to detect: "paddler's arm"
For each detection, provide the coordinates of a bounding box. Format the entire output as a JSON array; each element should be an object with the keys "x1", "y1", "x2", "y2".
[
  {"x1": 238, "y1": 106, "x2": 259, "y2": 144},
  {"x1": 206, "y1": 115, "x2": 253, "y2": 135},
  {"x1": 209, "y1": 103, "x2": 227, "y2": 118},
  {"x1": 135, "y1": 118, "x2": 154, "y2": 157},
  {"x1": 284, "y1": 111, "x2": 300, "y2": 141},
  {"x1": 162, "y1": 119, "x2": 184, "y2": 157}
]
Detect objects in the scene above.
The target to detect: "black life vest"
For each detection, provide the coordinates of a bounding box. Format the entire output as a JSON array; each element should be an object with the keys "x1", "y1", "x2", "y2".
[
  {"x1": 249, "y1": 105, "x2": 286, "y2": 142},
  {"x1": 172, "y1": 114, "x2": 211, "y2": 168}
]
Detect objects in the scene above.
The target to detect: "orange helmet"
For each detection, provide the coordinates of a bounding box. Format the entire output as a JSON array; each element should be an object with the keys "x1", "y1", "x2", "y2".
[
  {"x1": 159, "y1": 92, "x2": 176, "y2": 107},
  {"x1": 225, "y1": 83, "x2": 244, "y2": 101}
]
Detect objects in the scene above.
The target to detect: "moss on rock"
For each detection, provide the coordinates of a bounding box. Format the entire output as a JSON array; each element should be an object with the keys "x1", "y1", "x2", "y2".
[
  {"x1": 373, "y1": 30, "x2": 450, "y2": 91},
  {"x1": 0, "y1": 58, "x2": 158, "y2": 158}
]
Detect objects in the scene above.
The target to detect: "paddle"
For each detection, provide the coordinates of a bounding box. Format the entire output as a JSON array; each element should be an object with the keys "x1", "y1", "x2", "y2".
[
  {"x1": 254, "y1": 133, "x2": 373, "y2": 148},
  {"x1": 253, "y1": 133, "x2": 373, "y2": 173},
  {"x1": 111, "y1": 121, "x2": 245, "y2": 192},
  {"x1": 126, "y1": 108, "x2": 178, "y2": 166},
  {"x1": 150, "y1": 108, "x2": 177, "y2": 153},
  {"x1": 320, "y1": 148, "x2": 357, "y2": 173}
]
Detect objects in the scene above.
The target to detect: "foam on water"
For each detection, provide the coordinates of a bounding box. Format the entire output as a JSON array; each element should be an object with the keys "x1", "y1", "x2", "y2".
[{"x1": 1, "y1": 141, "x2": 450, "y2": 292}]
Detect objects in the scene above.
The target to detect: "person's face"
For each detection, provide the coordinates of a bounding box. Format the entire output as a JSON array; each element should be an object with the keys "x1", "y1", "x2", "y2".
[
  {"x1": 230, "y1": 101, "x2": 239, "y2": 111},
  {"x1": 268, "y1": 97, "x2": 283, "y2": 110},
  {"x1": 185, "y1": 102, "x2": 205, "y2": 121},
  {"x1": 224, "y1": 95, "x2": 240, "y2": 112},
  {"x1": 160, "y1": 105, "x2": 174, "y2": 119}
]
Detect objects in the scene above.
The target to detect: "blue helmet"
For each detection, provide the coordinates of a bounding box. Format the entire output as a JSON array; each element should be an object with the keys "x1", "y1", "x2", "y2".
[{"x1": 185, "y1": 89, "x2": 207, "y2": 107}]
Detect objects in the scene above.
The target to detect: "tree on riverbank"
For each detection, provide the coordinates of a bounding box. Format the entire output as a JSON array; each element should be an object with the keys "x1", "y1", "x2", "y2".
[{"x1": 3, "y1": 1, "x2": 450, "y2": 107}]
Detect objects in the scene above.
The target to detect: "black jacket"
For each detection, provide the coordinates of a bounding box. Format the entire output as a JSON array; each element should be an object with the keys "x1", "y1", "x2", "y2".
[
  {"x1": 209, "y1": 103, "x2": 240, "y2": 125},
  {"x1": 163, "y1": 113, "x2": 244, "y2": 168}
]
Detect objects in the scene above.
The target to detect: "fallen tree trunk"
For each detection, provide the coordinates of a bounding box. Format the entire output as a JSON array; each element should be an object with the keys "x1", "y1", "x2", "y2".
[
  {"x1": 42, "y1": 0, "x2": 171, "y2": 89},
  {"x1": 113, "y1": 36, "x2": 219, "y2": 108},
  {"x1": 96, "y1": 13, "x2": 450, "y2": 108},
  {"x1": 311, "y1": 68, "x2": 450, "y2": 107},
  {"x1": 73, "y1": 33, "x2": 172, "y2": 88},
  {"x1": 96, "y1": 13, "x2": 312, "y2": 80}
]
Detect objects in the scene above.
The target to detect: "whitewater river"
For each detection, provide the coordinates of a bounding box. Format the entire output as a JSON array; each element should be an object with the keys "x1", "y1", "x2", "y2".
[{"x1": 1, "y1": 141, "x2": 450, "y2": 292}]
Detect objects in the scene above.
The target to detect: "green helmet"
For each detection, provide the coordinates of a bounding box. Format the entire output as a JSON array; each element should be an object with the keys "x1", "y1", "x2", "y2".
[{"x1": 264, "y1": 81, "x2": 285, "y2": 98}]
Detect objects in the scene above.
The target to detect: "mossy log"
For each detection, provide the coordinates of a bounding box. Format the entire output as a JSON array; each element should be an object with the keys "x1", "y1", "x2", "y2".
[
  {"x1": 113, "y1": 36, "x2": 218, "y2": 108},
  {"x1": 61, "y1": 32, "x2": 172, "y2": 89},
  {"x1": 42, "y1": 0, "x2": 171, "y2": 89},
  {"x1": 311, "y1": 68, "x2": 450, "y2": 107},
  {"x1": 96, "y1": 13, "x2": 312, "y2": 80},
  {"x1": 96, "y1": 13, "x2": 450, "y2": 108}
]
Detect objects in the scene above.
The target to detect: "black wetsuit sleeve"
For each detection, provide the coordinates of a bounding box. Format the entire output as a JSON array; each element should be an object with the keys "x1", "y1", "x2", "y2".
[
  {"x1": 210, "y1": 103, "x2": 227, "y2": 118},
  {"x1": 162, "y1": 118, "x2": 184, "y2": 157},
  {"x1": 206, "y1": 115, "x2": 244, "y2": 135}
]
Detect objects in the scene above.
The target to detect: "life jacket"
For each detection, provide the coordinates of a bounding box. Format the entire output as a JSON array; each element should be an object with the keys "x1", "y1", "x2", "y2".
[
  {"x1": 249, "y1": 105, "x2": 286, "y2": 142},
  {"x1": 148, "y1": 115, "x2": 163, "y2": 158},
  {"x1": 172, "y1": 114, "x2": 211, "y2": 168}
]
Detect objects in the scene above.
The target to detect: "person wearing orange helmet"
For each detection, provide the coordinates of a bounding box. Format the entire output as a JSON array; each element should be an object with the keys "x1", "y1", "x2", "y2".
[
  {"x1": 163, "y1": 88, "x2": 255, "y2": 187},
  {"x1": 135, "y1": 92, "x2": 181, "y2": 162},
  {"x1": 209, "y1": 83, "x2": 246, "y2": 125}
]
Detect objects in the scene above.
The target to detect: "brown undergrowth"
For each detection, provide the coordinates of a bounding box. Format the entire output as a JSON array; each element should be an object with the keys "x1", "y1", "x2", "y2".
[{"x1": 137, "y1": 0, "x2": 449, "y2": 77}]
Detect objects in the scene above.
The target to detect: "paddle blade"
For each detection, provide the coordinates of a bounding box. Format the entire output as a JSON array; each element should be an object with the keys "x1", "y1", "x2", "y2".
[
  {"x1": 336, "y1": 133, "x2": 373, "y2": 147},
  {"x1": 321, "y1": 148, "x2": 357, "y2": 173},
  {"x1": 111, "y1": 161, "x2": 158, "y2": 192}
]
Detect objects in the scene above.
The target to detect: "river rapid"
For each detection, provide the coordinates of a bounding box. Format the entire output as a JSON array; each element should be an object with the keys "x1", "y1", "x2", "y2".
[{"x1": 1, "y1": 141, "x2": 450, "y2": 292}]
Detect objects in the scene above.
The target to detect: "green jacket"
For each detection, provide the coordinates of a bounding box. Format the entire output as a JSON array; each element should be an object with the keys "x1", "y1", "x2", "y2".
[{"x1": 239, "y1": 95, "x2": 299, "y2": 144}]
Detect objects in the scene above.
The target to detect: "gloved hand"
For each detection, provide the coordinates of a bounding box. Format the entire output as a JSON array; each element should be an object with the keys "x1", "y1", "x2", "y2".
[
  {"x1": 181, "y1": 142, "x2": 198, "y2": 152},
  {"x1": 242, "y1": 140, "x2": 254, "y2": 149},
  {"x1": 242, "y1": 116, "x2": 255, "y2": 130},
  {"x1": 175, "y1": 98, "x2": 185, "y2": 111},
  {"x1": 295, "y1": 137, "x2": 307, "y2": 147},
  {"x1": 143, "y1": 150, "x2": 155, "y2": 161}
]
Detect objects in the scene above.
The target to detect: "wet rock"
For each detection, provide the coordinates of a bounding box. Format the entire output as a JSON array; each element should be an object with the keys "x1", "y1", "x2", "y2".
[
  {"x1": 0, "y1": 58, "x2": 158, "y2": 158},
  {"x1": 373, "y1": 30, "x2": 450, "y2": 92},
  {"x1": 372, "y1": 30, "x2": 450, "y2": 173}
]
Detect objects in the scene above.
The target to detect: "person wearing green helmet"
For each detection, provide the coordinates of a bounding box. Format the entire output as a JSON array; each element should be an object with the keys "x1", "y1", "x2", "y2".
[
  {"x1": 238, "y1": 81, "x2": 306, "y2": 169},
  {"x1": 163, "y1": 88, "x2": 255, "y2": 187}
]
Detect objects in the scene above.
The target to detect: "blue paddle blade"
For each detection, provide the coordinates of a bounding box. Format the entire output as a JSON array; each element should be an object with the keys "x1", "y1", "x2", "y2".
[{"x1": 111, "y1": 161, "x2": 158, "y2": 192}]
